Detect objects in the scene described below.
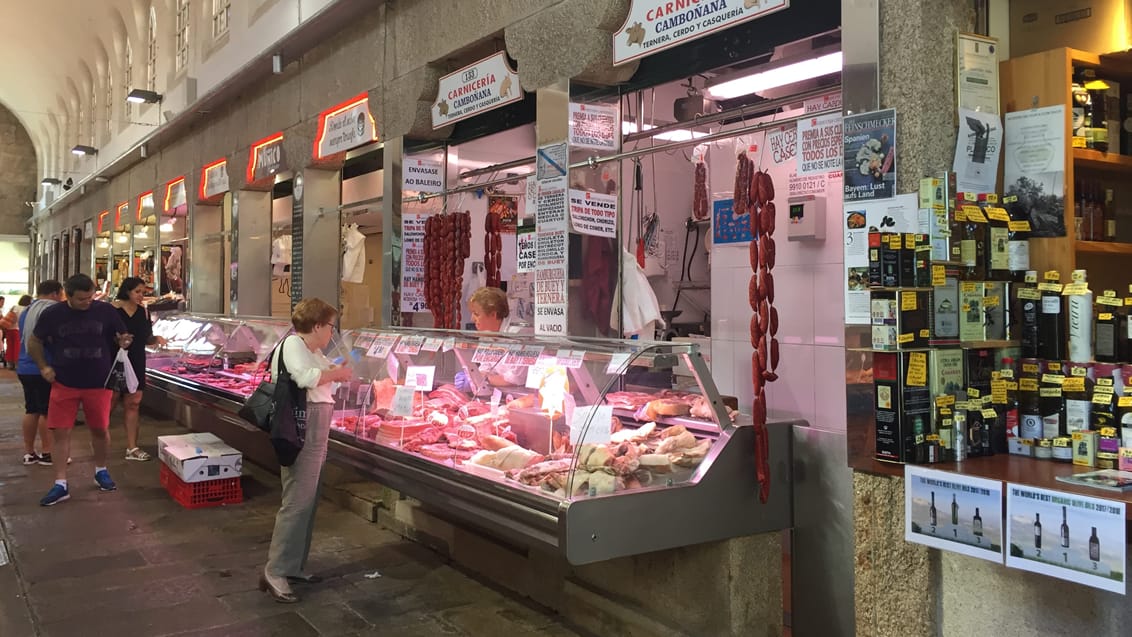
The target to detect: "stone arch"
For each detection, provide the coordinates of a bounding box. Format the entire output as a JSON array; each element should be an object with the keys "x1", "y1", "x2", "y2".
[{"x1": 0, "y1": 101, "x2": 38, "y2": 234}]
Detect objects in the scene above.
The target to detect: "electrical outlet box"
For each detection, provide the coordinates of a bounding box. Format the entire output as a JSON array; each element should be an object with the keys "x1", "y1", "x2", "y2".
[{"x1": 786, "y1": 195, "x2": 825, "y2": 241}]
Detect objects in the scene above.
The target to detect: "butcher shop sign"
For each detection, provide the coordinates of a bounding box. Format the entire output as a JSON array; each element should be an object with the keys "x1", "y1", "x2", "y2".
[
  {"x1": 432, "y1": 52, "x2": 522, "y2": 129},
  {"x1": 613, "y1": 0, "x2": 789, "y2": 65}
]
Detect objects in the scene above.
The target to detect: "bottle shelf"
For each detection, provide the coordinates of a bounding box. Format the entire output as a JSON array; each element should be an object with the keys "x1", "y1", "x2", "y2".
[
  {"x1": 1073, "y1": 148, "x2": 1132, "y2": 171},
  {"x1": 1075, "y1": 241, "x2": 1132, "y2": 256}
]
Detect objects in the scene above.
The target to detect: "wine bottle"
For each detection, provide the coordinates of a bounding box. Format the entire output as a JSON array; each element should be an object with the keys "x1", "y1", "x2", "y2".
[
  {"x1": 973, "y1": 508, "x2": 983, "y2": 537},
  {"x1": 1060, "y1": 505, "x2": 1070, "y2": 548},
  {"x1": 930, "y1": 491, "x2": 938, "y2": 526},
  {"x1": 1034, "y1": 513, "x2": 1042, "y2": 549},
  {"x1": 1104, "y1": 188, "x2": 1117, "y2": 242},
  {"x1": 1096, "y1": 291, "x2": 1120, "y2": 363},
  {"x1": 1072, "y1": 71, "x2": 1090, "y2": 148},
  {"x1": 1121, "y1": 285, "x2": 1132, "y2": 364},
  {"x1": 1006, "y1": 196, "x2": 1031, "y2": 282},
  {"x1": 985, "y1": 195, "x2": 1011, "y2": 281},
  {"x1": 1085, "y1": 69, "x2": 1110, "y2": 153},
  {"x1": 1019, "y1": 366, "x2": 1042, "y2": 439},
  {"x1": 1089, "y1": 526, "x2": 1100, "y2": 561},
  {"x1": 959, "y1": 194, "x2": 986, "y2": 280},
  {"x1": 1038, "y1": 273, "x2": 1065, "y2": 361},
  {"x1": 1067, "y1": 270, "x2": 1094, "y2": 363},
  {"x1": 951, "y1": 494, "x2": 959, "y2": 525},
  {"x1": 1019, "y1": 272, "x2": 1040, "y2": 358}
]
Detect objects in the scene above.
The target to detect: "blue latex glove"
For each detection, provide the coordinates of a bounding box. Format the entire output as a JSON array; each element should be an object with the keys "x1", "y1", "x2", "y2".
[{"x1": 454, "y1": 370, "x2": 472, "y2": 393}]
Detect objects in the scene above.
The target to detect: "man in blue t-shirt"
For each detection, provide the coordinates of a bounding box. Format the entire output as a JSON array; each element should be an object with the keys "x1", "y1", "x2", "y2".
[
  {"x1": 27, "y1": 274, "x2": 132, "y2": 506},
  {"x1": 17, "y1": 280, "x2": 64, "y2": 466}
]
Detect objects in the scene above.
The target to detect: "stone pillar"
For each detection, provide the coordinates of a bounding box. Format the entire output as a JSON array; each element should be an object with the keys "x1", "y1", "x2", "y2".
[{"x1": 853, "y1": 5, "x2": 975, "y2": 634}]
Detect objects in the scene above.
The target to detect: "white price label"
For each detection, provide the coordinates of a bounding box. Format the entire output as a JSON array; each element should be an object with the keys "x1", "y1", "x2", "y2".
[
  {"x1": 503, "y1": 345, "x2": 544, "y2": 367},
  {"x1": 491, "y1": 388, "x2": 503, "y2": 418},
  {"x1": 385, "y1": 353, "x2": 401, "y2": 385},
  {"x1": 421, "y1": 337, "x2": 443, "y2": 352},
  {"x1": 526, "y1": 355, "x2": 558, "y2": 389},
  {"x1": 442, "y1": 337, "x2": 457, "y2": 352},
  {"x1": 405, "y1": 366, "x2": 436, "y2": 392},
  {"x1": 556, "y1": 349, "x2": 585, "y2": 369},
  {"x1": 570, "y1": 405, "x2": 613, "y2": 445},
  {"x1": 606, "y1": 352, "x2": 632, "y2": 375},
  {"x1": 472, "y1": 344, "x2": 508, "y2": 370},
  {"x1": 353, "y1": 332, "x2": 376, "y2": 351},
  {"x1": 394, "y1": 336, "x2": 425, "y2": 355},
  {"x1": 366, "y1": 334, "x2": 399, "y2": 359},
  {"x1": 391, "y1": 386, "x2": 415, "y2": 417}
]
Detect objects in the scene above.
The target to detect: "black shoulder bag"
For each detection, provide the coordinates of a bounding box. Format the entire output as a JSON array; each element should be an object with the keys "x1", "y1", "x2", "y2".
[
  {"x1": 237, "y1": 342, "x2": 282, "y2": 432},
  {"x1": 237, "y1": 337, "x2": 308, "y2": 467}
]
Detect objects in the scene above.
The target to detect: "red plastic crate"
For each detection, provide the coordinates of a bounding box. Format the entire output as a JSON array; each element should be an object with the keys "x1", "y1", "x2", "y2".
[{"x1": 160, "y1": 463, "x2": 243, "y2": 509}]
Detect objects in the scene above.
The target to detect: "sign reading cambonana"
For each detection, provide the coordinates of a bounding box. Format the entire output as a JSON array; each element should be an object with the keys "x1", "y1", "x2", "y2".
[
  {"x1": 432, "y1": 52, "x2": 522, "y2": 129},
  {"x1": 613, "y1": 0, "x2": 789, "y2": 65}
]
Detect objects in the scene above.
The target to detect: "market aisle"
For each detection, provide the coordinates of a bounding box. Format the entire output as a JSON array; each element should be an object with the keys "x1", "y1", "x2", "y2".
[{"x1": 0, "y1": 369, "x2": 583, "y2": 637}]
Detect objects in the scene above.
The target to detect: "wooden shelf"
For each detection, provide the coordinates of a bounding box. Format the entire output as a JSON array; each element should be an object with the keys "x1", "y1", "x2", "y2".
[
  {"x1": 1073, "y1": 148, "x2": 1132, "y2": 171},
  {"x1": 1075, "y1": 241, "x2": 1132, "y2": 256}
]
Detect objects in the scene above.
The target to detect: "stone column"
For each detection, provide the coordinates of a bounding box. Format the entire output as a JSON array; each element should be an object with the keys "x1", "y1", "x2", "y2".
[{"x1": 852, "y1": 2, "x2": 974, "y2": 636}]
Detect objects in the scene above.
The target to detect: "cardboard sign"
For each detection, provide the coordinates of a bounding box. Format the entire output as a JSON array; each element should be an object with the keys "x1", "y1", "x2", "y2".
[{"x1": 432, "y1": 52, "x2": 523, "y2": 129}]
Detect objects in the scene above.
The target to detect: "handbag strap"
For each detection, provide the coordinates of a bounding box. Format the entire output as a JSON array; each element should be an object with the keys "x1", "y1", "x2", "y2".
[{"x1": 271, "y1": 334, "x2": 296, "y2": 380}]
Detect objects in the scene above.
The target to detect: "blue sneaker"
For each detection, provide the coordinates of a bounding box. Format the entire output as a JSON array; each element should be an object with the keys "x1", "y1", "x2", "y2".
[
  {"x1": 94, "y1": 470, "x2": 117, "y2": 492},
  {"x1": 40, "y1": 484, "x2": 70, "y2": 506}
]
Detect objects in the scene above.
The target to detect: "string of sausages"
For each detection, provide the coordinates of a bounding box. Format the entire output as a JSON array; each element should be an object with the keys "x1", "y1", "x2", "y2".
[
  {"x1": 484, "y1": 211, "x2": 502, "y2": 288},
  {"x1": 423, "y1": 211, "x2": 471, "y2": 329},
  {"x1": 738, "y1": 151, "x2": 777, "y2": 504},
  {"x1": 692, "y1": 160, "x2": 709, "y2": 220}
]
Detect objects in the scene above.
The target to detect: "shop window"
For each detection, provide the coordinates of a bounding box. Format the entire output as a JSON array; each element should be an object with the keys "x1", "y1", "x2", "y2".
[
  {"x1": 212, "y1": 0, "x2": 230, "y2": 38},
  {"x1": 147, "y1": 6, "x2": 158, "y2": 90},
  {"x1": 175, "y1": 0, "x2": 191, "y2": 71}
]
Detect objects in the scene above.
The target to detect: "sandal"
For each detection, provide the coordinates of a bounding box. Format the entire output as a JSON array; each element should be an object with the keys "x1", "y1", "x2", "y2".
[{"x1": 125, "y1": 447, "x2": 152, "y2": 461}]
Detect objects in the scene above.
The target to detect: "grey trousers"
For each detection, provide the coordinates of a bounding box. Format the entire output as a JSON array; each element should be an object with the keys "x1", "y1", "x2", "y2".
[{"x1": 265, "y1": 402, "x2": 332, "y2": 578}]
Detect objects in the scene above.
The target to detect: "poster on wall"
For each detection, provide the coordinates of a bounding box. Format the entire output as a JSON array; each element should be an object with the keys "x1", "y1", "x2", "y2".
[
  {"x1": 569, "y1": 102, "x2": 618, "y2": 151},
  {"x1": 516, "y1": 226, "x2": 537, "y2": 273},
  {"x1": 843, "y1": 109, "x2": 897, "y2": 203},
  {"x1": 797, "y1": 112, "x2": 843, "y2": 177},
  {"x1": 952, "y1": 108, "x2": 1003, "y2": 194},
  {"x1": 568, "y1": 189, "x2": 617, "y2": 238},
  {"x1": 843, "y1": 193, "x2": 919, "y2": 325},
  {"x1": 765, "y1": 123, "x2": 797, "y2": 166},
  {"x1": 957, "y1": 33, "x2": 1000, "y2": 115},
  {"x1": 905, "y1": 466, "x2": 1004, "y2": 563},
  {"x1": 712, "y1": 199, "x2": 749, "y2": 244},
  {"x1": 1004, "y1": 483, "x2": 1126, "y2": 594},
  {"x1": 160, "y1": 246, "x2": 184, "y2": 296},
  {"x1": 400, "y1": 213, "x2": 429, "y2": 312},
  {"x1": 1004, "y1": 104, "x2": 1066, "y2": 238},
  {"x1": 488, "y1": 195, "x2": 519, "y2": 233}
]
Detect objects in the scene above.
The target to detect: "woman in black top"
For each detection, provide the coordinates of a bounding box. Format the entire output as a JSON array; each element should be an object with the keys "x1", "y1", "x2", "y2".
[{"x1": 113, "y1": 278, "x2": 166, "y2": 461}]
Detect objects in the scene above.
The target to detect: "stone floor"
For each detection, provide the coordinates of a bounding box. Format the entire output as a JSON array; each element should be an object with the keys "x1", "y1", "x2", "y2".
[{"x1": 0, "y1": 368, "x2": 585, "y2": 637}]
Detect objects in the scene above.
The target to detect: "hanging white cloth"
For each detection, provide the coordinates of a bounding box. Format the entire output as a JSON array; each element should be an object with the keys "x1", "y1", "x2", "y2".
[
  {"x1": 341, "y1": 224, "x2": 366, "y2": 283},
  {"x1": 271, "y1": 234, "x2": 292, "y2": 277},
  {"x1": 611, "y1": 248, "x2": 665, "y2": 338}
]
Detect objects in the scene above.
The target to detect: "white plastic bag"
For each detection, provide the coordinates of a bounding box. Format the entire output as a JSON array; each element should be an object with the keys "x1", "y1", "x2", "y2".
[
  {"x1": 121, "y1": 349, "x2": 139, "y2": 394},
  {"x1": 104, "y1": 348, "x2": 139, "y2": 394}
]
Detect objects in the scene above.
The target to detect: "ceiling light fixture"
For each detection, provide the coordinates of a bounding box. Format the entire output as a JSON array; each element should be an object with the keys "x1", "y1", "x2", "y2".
[
  {"x1": 126, "y1": 88, "x2": 163, "y2": 104},
  {"x1": 72, "y1": 145, "x2": 98, "y2": 156},
  {"x1": 621, "y1": 121, "x2": 707, "y2": 142},
  {"x1": 705, "y1": 51, "x2": 843, "y2": 100}
]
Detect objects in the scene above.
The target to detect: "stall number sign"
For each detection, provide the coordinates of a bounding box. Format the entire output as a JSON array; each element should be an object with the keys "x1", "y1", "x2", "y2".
[
  {"x1": 432, "y1": 52, "x2": 523, "y2": 129},
  {"x1": 613, "y1": 0, "x2": 789, "y2": 65},
  {"x1": 405, "y1": 365, "x2": 436, "y2": 392},
  {"x1": 502, "y1": 345, "x2": 545, "y2": 367},
  {"x1": 569, "y1": 102, "x2": 618, "y2": 151},
  {"x1": 394, "y1": 335, "x2": 425, "y2": 356},
  {"x1": 404, "y1": 157, "x2": 444, "y2": 193},
  {"x1": 365, "y1": 334, "x2": 400, "y2": 359}
]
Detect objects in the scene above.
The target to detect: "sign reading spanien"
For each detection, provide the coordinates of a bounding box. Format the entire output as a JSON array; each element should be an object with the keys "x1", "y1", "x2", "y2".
[
  {"x1": 432, "y1": 52, "x2": 522, "y2": 129},
  {"x1": 613, "y1": 0, "x2": 789, "y2": 65}
]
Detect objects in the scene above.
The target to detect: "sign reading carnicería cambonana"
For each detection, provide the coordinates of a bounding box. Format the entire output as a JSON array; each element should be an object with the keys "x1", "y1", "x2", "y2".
[
  {"x1": 432, "y1": 52, "x2": 522, "y2": 129},
  {"x1": 613, "y1": 0, "x2": 789, "y2": 65}
]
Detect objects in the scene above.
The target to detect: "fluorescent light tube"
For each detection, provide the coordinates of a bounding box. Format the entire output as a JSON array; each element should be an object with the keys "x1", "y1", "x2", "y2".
[{"x1": 705, "y1": 52, "x2": 843, "y2": 100}]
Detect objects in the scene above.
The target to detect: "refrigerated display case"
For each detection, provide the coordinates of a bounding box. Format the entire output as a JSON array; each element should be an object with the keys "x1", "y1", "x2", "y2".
[{"x1": 327, "y1": 327, "x2": 793, "y2": 565}]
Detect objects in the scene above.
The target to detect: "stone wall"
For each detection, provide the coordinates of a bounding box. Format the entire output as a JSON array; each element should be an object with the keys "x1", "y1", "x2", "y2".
[{"x1": 0, "y1": 103, "x2": 36, "y2": 236}]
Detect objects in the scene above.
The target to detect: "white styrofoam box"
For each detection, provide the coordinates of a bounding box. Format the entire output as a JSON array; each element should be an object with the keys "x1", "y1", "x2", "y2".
[
  {"x1": 160, "y1": 442, "x2": 243, "y2": 483},
  {"x1": 157, "y1": 432, "x2": 223, "y2": 455}
]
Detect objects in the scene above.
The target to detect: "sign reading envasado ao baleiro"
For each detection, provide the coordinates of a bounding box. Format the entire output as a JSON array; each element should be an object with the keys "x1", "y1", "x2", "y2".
[
  {"x1": 613, "y1": 0, "x2": 789, "y2": 65},
  {"x1": 432, "y1": 52, "x2": 522, "y2": 129}
]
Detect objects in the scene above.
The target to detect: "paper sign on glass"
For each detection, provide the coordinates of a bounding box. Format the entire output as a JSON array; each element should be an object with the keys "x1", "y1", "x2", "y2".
[
  {"x1": 905, "y1": 466, "x2": 1004, "y2": 563},
  {"x1": 556, "y1": 349, "x2": 585, "y2": 369},
  {"x1": 394, "y1": 335, "x2": 425, "y2": 356},
  {"x1": 606, "y1": 352, "x2": 632, "y2": 375},
  {"x1": 570, "y1": 405, "x2": 613, "y2": 445},
  {"x1": 405, "y1": 366, "x2": 436, "y2": 392},
  {"x1": 421, "y1": 337, "x2": 443, "y2": 352},
  {"x1": 391, "y1": 386, "x2": 415, "y2": 417},
  {"x1": 366, "y1": 334, "x2": 399, "y2": 359}
]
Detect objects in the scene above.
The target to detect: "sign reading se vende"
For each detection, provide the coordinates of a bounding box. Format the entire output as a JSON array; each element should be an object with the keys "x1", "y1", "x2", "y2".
[
  {"x1": 432, "y1": 52, "x2": 522, "y2": 129},
  {"x1": 613, "y1": 0, "x2": 790, "y2": 66}
]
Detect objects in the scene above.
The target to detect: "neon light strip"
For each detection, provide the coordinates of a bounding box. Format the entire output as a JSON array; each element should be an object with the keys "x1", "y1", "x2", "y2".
[
  {"x1": 247, "y1": 132, "x2": 284, "y2": 182},
  {"x1": 313, "y1": 93, "x2": 378, "y2": 159},
  {"x1": 136, "y1": 191, "x2": 154, "y2": 222},
  {"x1": 115, "y1": 202, "x2": 128, "y2": 228},
  {"x1": 200, "y1": 158, "x2": 226, "y2": 199},
  {"x1": 164, "y1": 176, "x2": 185, "y2": 212},
  {"x1": 97, "y1": 210, "x2": 110, "y2": 234}
]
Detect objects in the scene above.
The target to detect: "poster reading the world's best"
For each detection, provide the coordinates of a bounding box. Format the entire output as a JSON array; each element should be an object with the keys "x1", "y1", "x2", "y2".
[
  {"x1": 1005, "y1": 483, "x2": 1126, "y2": 594},
  {"x1": 905, "y1": 466, "x2": 1004, "y2": 562}
]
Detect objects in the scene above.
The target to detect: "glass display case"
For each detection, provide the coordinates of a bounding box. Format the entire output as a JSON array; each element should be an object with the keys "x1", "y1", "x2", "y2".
[{"x1": 327, "y1": 327, "x2": 793, "y2": 565}]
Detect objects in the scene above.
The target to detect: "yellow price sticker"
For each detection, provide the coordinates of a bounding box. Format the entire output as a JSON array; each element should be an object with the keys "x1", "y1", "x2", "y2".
[
  {"x1": 1097, "y1": 378, "x2": 1115, "y2": 387},
  {"x1": 967, "y1": 387, "x2": 981, "y2": 398},
  {"x1": 1024, "y1": 271, "x2": 1038, "y2": 283},
  {"x1": 1007, "y1": 220, "x2": 1032, "y2": 232},
  {"x1": 992, "y1": 371, "x2": 1002, "y2": 381},
  {"x1": 1096, "y1": 385, "x2": 1115, "y2": 394},
  {"x1": 919, "y1": 328, "x2": 931, "y2": 338},
  {"x1": 940, "y1": 408, "x2": 953, "y2": 416},
  {"x1": 1044, "y1": 270, "x2": 1061, "y2": 282},
  {"x1": 1000, "y1": 368, "x2": 1015, "y2": 379},
  {"x1": 986, "y1": 207, "x2": 1010, "y2": 222},
  {"x1": 1097, "y1": 297, "x2": 1123, "y2": 307},
  {"x1": 1101, "y1": 427, "x2": 1118, "y2": 437},
  {"x1": 1040, "y1": 387, "x2": 1063, "y2": 398},
  {"x1": 904, "y1": 234, "x2": 916, "y2": 249},
  {"x1": 1041, "y1": 374, "x2": 1065, "y2": 385},
  {"x1": 1054, "y1": 437, "x2": 1072, "y2": 448},
  {"x1": 1062, "y1": 377, "x2": 1086, "y2": 393},
  {"x1": 1062, "y1": 283, "x2": 1090, "y2": 296},
  {"x1": 954, "y1": 208, "x2": 967, "y2": 222},
  {"x1": 1047, "y1": 361, "x2": 1063, "y2": 372},
  {"x1": 1022, "y1": 363, "x2": 1040, "y2": 374},
  {"x1": 888, "y1": 234, "x2": 903, "y2": 248},
  {"x1": 1020, "y1": 378, "x2": 1039, "y2": 391},
  {"x1": 906, "y1": 352, "x2": 927, "y2": 386},
  {"x1": 1100, "y1": 312, "x2": 1115, "y2": 321},
  {"x1": 931, "y1": 265, "x2": 946, "y2": 287},
  {"x1": 963, "y1": 192, "x2": 977, "y2": 202},
  {"x1": 1070, "y1": 366, "x2": 1088, "y2": 377},
  {"x1": 1094, "y1": 393, "x2": 1114, "y2": 405},
  {"x1": 1005, "y1": 381, "x2": 1018, "y2": 391},
  {"x1": 1017, "y1": 288, "x2": 1041, "y2": 300},
  {"x1": 1003, "y1": 195, "x2": 1018, "y2": 204},
  {"x1": 902, "y1": 291, "x2": 918, "y2": 311},
  {"x1": 980, "y1": 408, "x2": 997, "y2": 419},
  {"x1": 1104, "y1": 289, "x2": 1118, "y2": 298},
  {"x1": 936, "y1": 395, "x2": 956, "y2": 407},
  {"x1": 963, "y1": 205, "x2": 987, "y2": 222},
  {"x1": 1038, "y1": 282, "x2": 1063, "y2": 293},
  {"x1": 1120, "y1": 396, "x2": 1132, "y2": 407},
  {"x1": 987, "y1": 194, "x2": 999, "y2": 204},
  {"x1": 898, "y1": 333, "x2": 915, "y2": 344},
  {"x1": 984, "y1": 295, "x2": 1000, "y2": 308},
  {"x1": 1125, "y1": 298, "x2": 1132, "y2": 307}
]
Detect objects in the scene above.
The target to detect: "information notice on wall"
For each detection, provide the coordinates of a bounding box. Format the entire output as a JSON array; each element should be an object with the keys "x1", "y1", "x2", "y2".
[
  {"x1": 400, "y1": 213, "x2": 428, "y2": 312},
  {"x1": 535, "y1": 166, "x2": 569, "y2": 336},
  {"x1": 904, "y1": 466, "x2": 1004, "y2": 563},
  {"x1": 290, "y1": 172, "x2": 305, "y2": 309}
]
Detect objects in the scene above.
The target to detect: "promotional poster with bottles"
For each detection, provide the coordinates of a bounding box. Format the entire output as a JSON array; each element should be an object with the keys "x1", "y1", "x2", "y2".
[
  {"x1": 1005, "y1": 483, "x2": 1126, "y2": 594},
  {"x1": 905, "y1": 466, "x2": 1004, "y2": 562}
]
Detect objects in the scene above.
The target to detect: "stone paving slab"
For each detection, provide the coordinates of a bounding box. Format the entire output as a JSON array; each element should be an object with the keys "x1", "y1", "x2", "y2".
[{"x1": 0, "y1": 368, "x2": 584, "y2": 637}]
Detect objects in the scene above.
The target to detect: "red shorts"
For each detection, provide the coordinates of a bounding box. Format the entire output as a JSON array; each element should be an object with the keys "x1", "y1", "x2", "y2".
[{"x1": 46, "y1": 384, "x2": 112, "y2": 432}]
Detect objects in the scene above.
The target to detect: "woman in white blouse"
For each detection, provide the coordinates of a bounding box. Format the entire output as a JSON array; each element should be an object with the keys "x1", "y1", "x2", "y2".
[{"x1": 260, "y1": 298, "x2": 351, "y2": 603}]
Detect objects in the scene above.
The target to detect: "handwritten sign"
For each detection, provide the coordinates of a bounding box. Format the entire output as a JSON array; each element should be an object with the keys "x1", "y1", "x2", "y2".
[
  {"x1": 570, "y1": 405, "x2": 613, "y2": 445},
  {"x1": 391, "y1": 385, "x2": 416, "y2": 417}
]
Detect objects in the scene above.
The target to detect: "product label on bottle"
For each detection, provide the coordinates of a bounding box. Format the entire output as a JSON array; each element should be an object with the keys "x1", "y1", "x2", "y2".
[
  {"x1": 1020, "y1": 413, "x2": 1043, "y2": 438},
  {"x1": 1096, "y1": 323, "x2": 1116, "y2": 358},
  {"x1": 1008, "y1": 240, "x2": 1030, "y2": 272},
  {"x1": 1042, "y1": 296, "x2": 1062, "y2": 314},
  {"x1": 960, "y1": 239, "x2": 977, "y2": 267},
  {"x1": 1066, "y1": 400, "x2": 1091, "y2": 432},
  {"x1": 989, "y1": 227, "x2": 1009, "y2": 270}
]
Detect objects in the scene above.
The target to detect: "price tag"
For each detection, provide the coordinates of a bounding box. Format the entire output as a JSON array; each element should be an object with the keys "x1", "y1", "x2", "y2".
[
  {"x1": 606, "y1": 352, "x2": 632, "y2": 375},
  {"x1": 355, "y1": 383, "x2": 373, "y2": 408},
  {"x1": 556, "y1": 349, "x2": 585, "y2": 369},
  {"x1": 931, "y1": 265, "x2": 947, "y2": 287},
  {"x1": 1047, "y1": 361, "x2": 1063, "y2": 372},
  {"x1": 1062, "y1": 283, "x2": 1090, "y2": 296},
  {"x1": 391, "y1": 385, "x2": 415, "y2": 417},
  {"x1": 472, "y1": 343, "x2": 507, "y2": 369},
  {"x1": 1119, "y1": 396, "x2": 1132, "y2": 408},
  {"x1": 569, "y1": 404, "x2": 613, "y2": 445},
  {"x1": 1070, "y1": 366, "x2": 1088, "y2": 377},
  {"x1": 1095, "y1": 392, "x2": 1115, "y2": 405},
  {"x1": 490, "y1": 388, "x2": 502, "y2": 418},
  {"x1": 1062, "y1": 377, "x2": 1086, "y2": 393},
  {"x1": 1022, "y1": 362, "x2": 1040, "y2": 374},
  {"x1": 987, "y1": 194, "x2": 999, "y2": 204},
  {"x1": 991, "y1": 381, "x2": 1008, "y2": 404},
  {"x1": 1104, "y1": 289, "x2": 1118, "y2": 298},
  {"x1": 1044, "y1": 270, "x2": 1061, "y2": 282},
  {"x1": 963, "y1": 192, "x2": 977, "y2": 202},
  {"x1": 981, "y1": 408, "x2": 998, "y2": 419},
  {"x1": 1097, "y1": 378, "x2": 1114, "y2": 388},
  {"x1": 1016, "y1": 287, "x2": 1040, "y2": 300},
  {"x1": 919, "y1": 328, "x2": 931, "y2": 338},
  {"x1": 442, "y1": 336, "x2": 457, "y2": 352},
  {"x1": 982, "y1": 395, "x2": 993, "y2": 405},
  {"x1": 1007, "y1": 220, "x2": 1031, "y2": 232},
  {"x1": 394, "y1": 335, "x2": 425, "y2": 355},
  {"x1": 904, "y1": 234, "x2": 916, "y2": 249},
  {"x1": 1101, "y1": 427, "x2": 1118, "y2": 438},
  {"x1": 1004, "y1": 195, "x2": 1018, "y2": 203},
  {"x1": 502, "y1": 345, "x2": 545, "y2": 367},
  {"x1": 366, "y1": 334, "x2": 400, "y2": 359},
  {"x1": 1042, "y1": 374, "x2": 1065, "y2": 385},
  {"x1": 984, "y1": 295, "x2": 1000, "y2": 308},
  {"x1": 961, "y1": 282, "x2": 978, "y2": 293},
  {"x1": 1024, "y1": 271, "x2": 1038, "y2": 283},
  {"x1": 405, "y1": 365, "x2": 435, "y2": 391},
  {"x1": 421, "y1": 337, "x2": 444, "y2": 352},
  {"x1": 1005, "y1": 381, "x2": 1018, "y2": 391},
  {"x1": 525, "y1": 355, "x2": 558, "y2": 389},
  {"x1": 954, "y1": 207, "x2": 967, "y2": 222},
  {"x1": 1125, "y1": 298, "x2": 1132, "y2": 307},
  {"x1": 902, "y1": 291, "x2": 918, "y2": 311},
  {"x1": 1097, "y1": 297, "x2": 1123, "y2": 307},
  {"x1": 963, "y1": 205, "x2": 987, "y2": 222},
  {"x1": 353, "y1": 332, "x2": 376, "y2": 351},
  {"x1": 1039, "y1": 387, "x2": 1063, "y2": 398},
  {"x1": 1038, "y1": 282, "x2": 1063, "y2": 293},
  {"x1": 936, "y1": 394, "x2": 956, "y2": 407},
  {"x1": 1001, "y1": 368, "x2": 1015, "y2": 379},
  {"x1": 967, "y1": 387, "x2": 981, "y2": 398},
  {"x1": 898, "y1": 333, "x2": 915, "y2": 344},
  {"x1": 906, "y1": 352, "x2": 927, "y2": 386},
  {"x1": 986, "y1": 207, "x2": 1010, "y2": 222},
  {"x1": 1020, "y1": 378, "x2": 1039, "y2": 392}
]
